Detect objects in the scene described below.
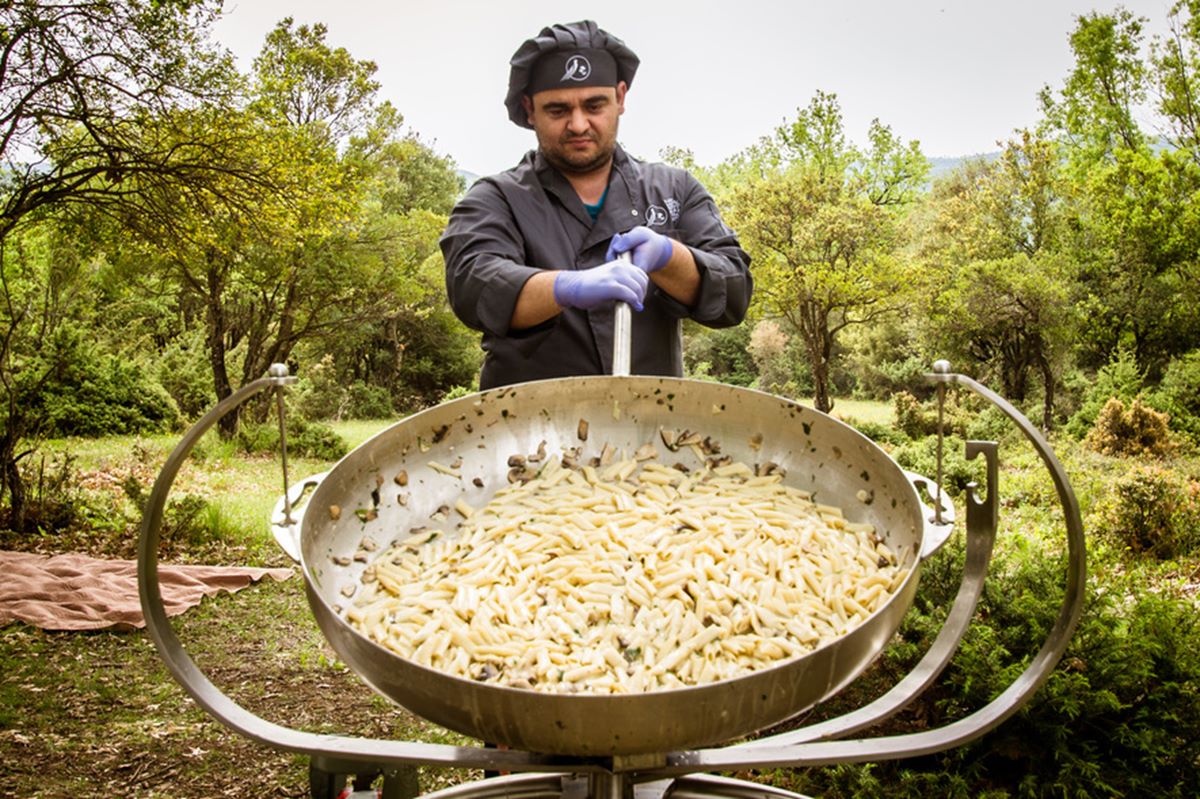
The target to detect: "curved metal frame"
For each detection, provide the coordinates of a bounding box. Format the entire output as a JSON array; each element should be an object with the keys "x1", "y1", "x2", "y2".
[{"x1": 137, "y1": 365, "x2": 1085, "y2": 791}]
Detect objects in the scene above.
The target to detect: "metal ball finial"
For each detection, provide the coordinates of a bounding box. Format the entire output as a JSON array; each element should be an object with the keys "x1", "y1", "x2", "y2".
[
  {"x1": 932, "y1": 359, "x2": 952, "y2": 374},
  {"x1": 268, "y1": 363, "x2": 290, "y2": 378}
]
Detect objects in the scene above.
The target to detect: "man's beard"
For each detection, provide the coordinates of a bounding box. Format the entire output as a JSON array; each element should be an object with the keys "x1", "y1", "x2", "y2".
[{"x1": 540, "y1": 133, "x2": 616, "y2": 175}]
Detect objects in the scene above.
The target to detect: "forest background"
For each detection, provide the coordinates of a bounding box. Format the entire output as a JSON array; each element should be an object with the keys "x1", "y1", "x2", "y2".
[{"x1": 2, "y1": 1, "x2": 1200, "y2": 797}]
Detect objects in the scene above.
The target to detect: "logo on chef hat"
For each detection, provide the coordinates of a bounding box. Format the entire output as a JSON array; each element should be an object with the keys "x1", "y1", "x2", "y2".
[
  {"x1": 646, "y1": 205, "x2": 669, "y2": 227},
  {"x1": 561, "y1": 54, "x2": 592, "y2": 82}
]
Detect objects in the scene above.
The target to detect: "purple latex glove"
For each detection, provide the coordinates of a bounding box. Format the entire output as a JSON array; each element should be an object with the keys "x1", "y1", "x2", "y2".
[
  {"x1": 554, "y1": 259, "x2": 649, "y2": 311},
  {"x1": 606, "y1": 226, "x2": 674, "y2": 272}
]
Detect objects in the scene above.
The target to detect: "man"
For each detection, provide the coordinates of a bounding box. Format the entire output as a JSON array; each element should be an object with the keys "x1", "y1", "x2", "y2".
[{"x1": 441, "y1": 20, "x2": 752, "y2": 389}]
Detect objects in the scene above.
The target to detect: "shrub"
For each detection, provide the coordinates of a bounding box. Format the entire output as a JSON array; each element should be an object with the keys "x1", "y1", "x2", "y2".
[
  {"x1": 747, "y1": 320, "x2": 791, "y2": 394},
  {"x1": 774, "y1": 537, "x2": 1200, "y2": 798},
  {"x1": 683, "y1": 324, "x2": 756, "y2": 386},
  {"x1": 237, "y1": 418, "x2": 348, "y2": 461},
  {"x1": 293, "y1": 354, "x2": 348, "y2": 421},
  {"x1": 841, "y1": 417, "x2": 908, "y2": 448},
  {"x1": 1151, "y1": 349, "x2": 1200, "y2": 443},
  {"x1": 344, "y1": 382, "x2": 394, "y2": 419},
  {"x1": 153, "y1": 328, "x2": 214, "y2": 420},
  {"x1": 890, "y1": 434, "x2": 986, "y2": 498},
  {"x1": 39, "y1": 353, "x2": 181, "y2": 437},
  {"x1": 5, "y1": 452, "x2": 83, "y2": 535},
  {"x1": 1084, "y1": 397, "x2": 1174, "y2": 458},
  {"x1": 440, "y1": 384, "x2": 476, "y2": 403},
  {"x1": 293, "y1": 355, "x2": 395, "y2": 421},
  {"x1": 1066, "y1": 349, "x2": 1144, "y2": 438},
  {"x1": 892, "y1": 390, "x2": 981, "y2": 440},
  {"x1": 291, "y1": 420, "x2": 349, "y2": 461},
  {"x1": 1090, "y1": 464, "x2": 1200, "y2": 558}
]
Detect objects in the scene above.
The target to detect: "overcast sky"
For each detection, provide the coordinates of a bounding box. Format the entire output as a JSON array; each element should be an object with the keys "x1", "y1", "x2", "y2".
[{"x1": 211, "y1": 0, "x2": 1175, "y2": 176}]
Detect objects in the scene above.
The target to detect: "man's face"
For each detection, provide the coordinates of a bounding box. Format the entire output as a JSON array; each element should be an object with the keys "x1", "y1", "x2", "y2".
[{"x1": 524, "y1": 82, "x2": 626, "y2": 175}]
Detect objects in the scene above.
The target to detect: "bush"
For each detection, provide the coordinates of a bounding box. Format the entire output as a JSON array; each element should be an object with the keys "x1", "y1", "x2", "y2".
[
  {"x1": 293, "y1": 354, "x2": 348, "y2": 420},
  {"x1": 1066, "y1": 349, "x2": 1144, "y2": 438},
  {"x1": 1151, "y1": 349, "x2": 1200, "y2": 443},
  {"x1": 774, "y1": 537, "x2": 1200, "y2": 798},
  {"x1": 1090, "y1": 464, "x2": 1200, "y2": 558},
  {"x1": 841, "y1": 417, "x2": 908, "y2": 448},
  {"x1": 237, "y1": 418, "x2": 348, "y2": 461},
  {"x1": 293, "y1": 355, "x2": 395, "y2": 421},
  {"x1": 1084, "y1": 397, "x2": 1174, "y2": 458},
  {"x1": 747, "y1": 320, "x2": 792, "y2": 394},
  {"x1": 39, "y1": 353, "x2": 181, "y2": 437},
  {"x1": 440, "y1": 384, "x2": 476, "y2": 403},
  {"x1": 892, "y1": 390, "x2": 982, "y2": 440},
  {"x1": 684, "y1": 324, "x2": 756, "y2": 386},
  {"x1": 890, "y1": 434, "x2": 986, "y2": 497},
  {"x1": 345, "y1": 382, "x2": 394, "y2": 419},
  {"x1": 153, "y1": 328, "x2": 214, "y2": 420}
]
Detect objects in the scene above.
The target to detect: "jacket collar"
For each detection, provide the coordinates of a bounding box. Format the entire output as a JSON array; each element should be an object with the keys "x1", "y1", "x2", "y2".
[{"x1": 531, "y1": 146, "x2": 641, "y2": 251}]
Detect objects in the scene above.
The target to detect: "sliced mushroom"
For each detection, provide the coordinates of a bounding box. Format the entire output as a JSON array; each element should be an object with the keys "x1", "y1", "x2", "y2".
[
  {"x1": 598, "y1": 442, "x2": 616, "y2": 467},
  {"x1": 634, "y1": 442, "x2": 657, "y2": 461}
]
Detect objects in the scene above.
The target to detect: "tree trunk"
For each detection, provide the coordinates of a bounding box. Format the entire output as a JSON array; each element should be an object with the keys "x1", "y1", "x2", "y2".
[
  {"x1": 0, "y1": 428, "x2": 26, "y2": 531},
  {"x1": 812, "y1": 360, "x2": 833, "y2": 413},
  {"x1": 205, "y1": 264, "x2": 238, "y2": 439},
  {"x1": 799, "y1": 306, "x2": 835, "y2": 413},
  {"x1": 1036, "y1": 345, "x2": 1055, "y2": 431}
]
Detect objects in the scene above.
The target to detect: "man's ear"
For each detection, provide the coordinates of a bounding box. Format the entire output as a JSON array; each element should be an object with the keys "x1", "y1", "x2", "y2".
[
  {"x1": 522, "y1": 95, "x2": 534, "y2": 126},
  {"x1": 616, "y1": 81, "x2": 627, "y2": 116}
]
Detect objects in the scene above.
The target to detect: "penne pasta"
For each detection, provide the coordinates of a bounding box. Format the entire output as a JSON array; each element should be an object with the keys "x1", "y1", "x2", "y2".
[{"x1": 346, "y1": 442, "x2": 908, "y2": 694}]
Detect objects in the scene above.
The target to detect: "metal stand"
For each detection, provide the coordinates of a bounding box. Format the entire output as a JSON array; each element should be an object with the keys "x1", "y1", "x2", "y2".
[{"x1": 137, "y1": 363, "x2": 1085, "y2": 799}]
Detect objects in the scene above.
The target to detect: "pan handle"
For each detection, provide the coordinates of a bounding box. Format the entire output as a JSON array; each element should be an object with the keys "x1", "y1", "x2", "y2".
[
  {"x1": 612, "y1": 252, "x2": 633, "y2": 377},
  {"x1": 269, "y1": 471, "x2": 328, "y2": 564}
]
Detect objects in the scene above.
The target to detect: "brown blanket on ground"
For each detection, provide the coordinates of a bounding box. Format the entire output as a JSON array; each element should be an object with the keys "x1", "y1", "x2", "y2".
[{"x1": 0, "y1": 550, "x2": 293, "y2": 631}]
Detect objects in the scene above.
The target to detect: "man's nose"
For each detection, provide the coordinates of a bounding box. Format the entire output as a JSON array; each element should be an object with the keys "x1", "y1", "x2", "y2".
[{"x1": 566, "y1": 107, "x2": 589, "y2": 133}]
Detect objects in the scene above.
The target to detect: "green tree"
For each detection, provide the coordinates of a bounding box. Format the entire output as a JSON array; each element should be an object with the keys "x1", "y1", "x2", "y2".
[
  {"x1": 1041, "y1": 5, "x2": 1200, "y2": 377},
  {"x1": 927, "y1": 253, "x2": 1077, "y2": 428},
  {"x1": 0, "y1": 0, "x2": 260, "y2": 522},
  {"x1": 0, "y1": 1, "x2": 254, "y2": 239},
  {"x1": 114, "y1": 19, "x2": 465, "y2": 433},
  {"x1": 1039, "y1": 7, "x2": 1147, "y2": 165},
  {"x1": 726, "y1": 93, "x2": 928, "y2": 412},
  {"x1": 917, "y1": 132, "x2": 1077, "y2": 427}
]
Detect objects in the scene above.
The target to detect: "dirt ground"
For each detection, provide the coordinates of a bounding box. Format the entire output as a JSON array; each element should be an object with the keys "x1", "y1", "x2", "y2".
[{"x1": 0, "y1": 572, "x2": 482, "y2": 799}]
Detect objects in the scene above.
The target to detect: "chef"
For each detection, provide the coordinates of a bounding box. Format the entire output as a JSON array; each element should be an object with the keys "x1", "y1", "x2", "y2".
[{"x1": 441, "y1": 20, "x2": 752, "y2": 389}]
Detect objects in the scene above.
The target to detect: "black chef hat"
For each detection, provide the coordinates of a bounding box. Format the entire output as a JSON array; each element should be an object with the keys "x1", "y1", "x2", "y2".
[{"x1": 505, "y1": 20, "x2": 640, "y2": 129}]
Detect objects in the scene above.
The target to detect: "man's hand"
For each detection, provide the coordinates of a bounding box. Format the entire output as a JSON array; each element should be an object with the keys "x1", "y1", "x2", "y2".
[
  {"x1": 606, "y1": 226, "x2": 674, "y2": 273},
  {"x1": 554, "y1": 260, "x2": 649, "y2": 311}
]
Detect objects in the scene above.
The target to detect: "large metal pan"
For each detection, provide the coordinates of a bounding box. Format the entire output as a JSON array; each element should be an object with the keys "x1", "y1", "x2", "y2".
[{"x1": 274, "y1": 369, "x2": 953, "y2": 757}]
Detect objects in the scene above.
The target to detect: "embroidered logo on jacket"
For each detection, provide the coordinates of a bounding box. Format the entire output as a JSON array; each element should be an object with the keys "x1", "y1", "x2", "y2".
[
  {"x1": 665, "y1": 197, "x2": 681, "y2": 222},
  {"x1": 645, "y1": 205, "x2": 669, "y2": 226},
  {"x1": 561, "y1": 55, "x2": 592, "y2": 82}
]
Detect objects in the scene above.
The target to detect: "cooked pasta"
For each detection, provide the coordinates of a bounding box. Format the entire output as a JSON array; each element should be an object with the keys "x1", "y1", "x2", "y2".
[{"x1": 346, "y1": 442, "x2": 906, "y2": 694}]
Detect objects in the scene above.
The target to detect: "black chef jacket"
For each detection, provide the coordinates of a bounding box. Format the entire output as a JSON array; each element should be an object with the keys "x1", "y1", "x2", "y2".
[{"x1": 440, "y1": 146, "x2": 753, "y2": 389}]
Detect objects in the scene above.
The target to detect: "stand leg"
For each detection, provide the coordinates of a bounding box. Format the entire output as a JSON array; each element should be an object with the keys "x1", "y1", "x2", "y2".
[{"x1": 309, "y1": 756, "x2": 420, "y2": 799}]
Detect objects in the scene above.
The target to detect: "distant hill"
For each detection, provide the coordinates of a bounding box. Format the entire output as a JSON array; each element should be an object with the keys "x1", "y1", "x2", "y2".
[{"x1": 928, "y1": 152, "x2": 999, "y2": 182}]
